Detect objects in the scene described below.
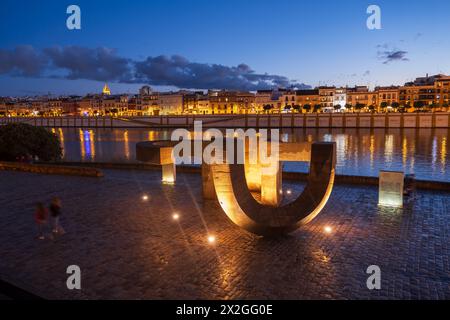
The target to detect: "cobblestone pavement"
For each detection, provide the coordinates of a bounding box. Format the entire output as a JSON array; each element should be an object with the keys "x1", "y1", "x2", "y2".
[{"x1": 0, "y1": 169, "x2": 449, "y2": 300}]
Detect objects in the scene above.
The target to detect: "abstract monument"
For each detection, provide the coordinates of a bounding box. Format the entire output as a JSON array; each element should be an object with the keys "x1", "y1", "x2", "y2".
[{"x1": 136, "y1": 139, "x2": 336, "y2": 237}]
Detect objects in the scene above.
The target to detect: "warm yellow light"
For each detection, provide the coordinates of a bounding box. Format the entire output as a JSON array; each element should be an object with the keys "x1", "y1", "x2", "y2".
[
  {"x1": 142, "y1": 195, "x2": 149, "y2": 201},
  {"x1": 324, "y1": 226, "x2": 333, "y2": 234},
  {"x1": 207, "y1": 235, "x2": 216, "y2": 244},
  {"x1": 162, "y1": 178, "x2": 175, "y2": 184},
  {"x1": 286, "y1": 189, "x2": 292, "y2": 195},
  {"x1": 172, "y1": 213, "x2": 180, "y2": 221}
]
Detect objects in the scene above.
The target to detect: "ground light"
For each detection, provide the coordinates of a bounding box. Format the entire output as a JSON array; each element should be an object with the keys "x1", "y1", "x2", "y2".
[
  {"x1": 172, "y1": 213, "x2": 180, "y2": 221},
  {"x1": 142, "y1": 194, "x2": 149, "y2": 201},
  {"x1": 324, "y1": 226, "x2": 333, "y2": 234},
  {"x1": 207, "y1": 235, "x2": 216, "y2": 244}
]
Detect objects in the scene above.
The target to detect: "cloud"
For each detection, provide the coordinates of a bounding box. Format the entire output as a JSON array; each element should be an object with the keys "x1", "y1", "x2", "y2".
[
  {"x1": 0, "y1": 45, "x2": 48, "y2": 76},
  {"x1": 0, "y1": 46, "x2": 309, "y2": 91},
  {"x1": 134, "y1": 55, "x2": 308, "y2": 90},
  {"x1": 363, "y1": 70, "x2": 371, "y2": 76},
  {"x1": 43, "y1": 46, "x2": 133, "y2": 82},
  {"x1": 377, "y1": 44, "x2": 409, "y2": 64}
]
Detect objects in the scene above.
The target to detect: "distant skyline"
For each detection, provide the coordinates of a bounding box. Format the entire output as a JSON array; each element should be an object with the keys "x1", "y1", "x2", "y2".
[{"x1": 1, "y1": 0, "x2": 450, "y2": 96}]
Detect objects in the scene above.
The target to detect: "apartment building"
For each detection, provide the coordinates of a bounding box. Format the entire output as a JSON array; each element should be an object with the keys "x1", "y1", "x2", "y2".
[
  {"x1": 209, "y1": 91, "x2": 255, "y2": 114},
  {"x1": 296, "y1": 89, "x2": 320, "y2": 111},
  {"x1": 318, "y1": 86, "x2": 336, "y2": 109}
]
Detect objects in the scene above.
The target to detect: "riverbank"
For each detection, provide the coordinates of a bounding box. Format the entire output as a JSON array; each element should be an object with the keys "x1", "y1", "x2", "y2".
[
  {"x1": 2, "y1": 112, "x2": 450, "y2": 129},
  {"x1": 35, "y1": 161, "x2": 450, "y2": 191}
]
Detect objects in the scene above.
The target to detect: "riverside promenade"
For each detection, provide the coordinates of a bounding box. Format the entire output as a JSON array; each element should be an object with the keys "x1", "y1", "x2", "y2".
[
  {"x1": 1, "y1": 112, "x2": 450, "y2": 129},
  {"x1": 0, "y1": 168, "x2": 450, "y2": 299}
]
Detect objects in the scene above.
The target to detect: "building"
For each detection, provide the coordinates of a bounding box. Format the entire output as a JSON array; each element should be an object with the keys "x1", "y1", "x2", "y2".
[
  {"x1": 296, "y1": 89, "x2": 320, "y2": 112},
  {"x1": 158, "y1": 92, "x2": 184, "y2": 115},
  {"x1": 318, "y1": 86, "x2": 336, "y2": 110},
  {"x1": 346, "y1": 86, "x2": 376, "y2": 110},
  {"x1": 139, "y1": 85, "x2": 152, "y2": 96},
  {"x1": 376, "y1": 86, "x2": 399, "y2": 110},
  {"x1": 183, "y1": 92, "x2": 210, "y2": 114},
  {"x1": 333, "y1": 87, "x2": 347, "y2": 110},
  {"x1": 209, "y1": 91, "x2": 255, "y2": 114}
]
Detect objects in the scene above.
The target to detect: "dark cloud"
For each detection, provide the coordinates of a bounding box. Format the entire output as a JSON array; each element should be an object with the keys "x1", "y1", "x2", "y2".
[
  {"x1": 0, "y1": 45, "x2": 48, "y2": 76},
  {"x1": 134, "y1": 55, "x2": 308, "y2": 90},
  {"x1": 43, "y1": 46, "x2": 133, "y2": 82},
  {"x1": 377, "y1": 45, "x2": 409, "y2": 64},
  {"x1": 0, "y1": 46, "x2": 309, "y2": 90}
]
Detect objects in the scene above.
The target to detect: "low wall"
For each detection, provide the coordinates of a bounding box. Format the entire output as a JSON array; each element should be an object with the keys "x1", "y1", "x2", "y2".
[
  {"x1": 47, "y1": 162, "x2": 450, "y2": 192},
  {"x1": 0, "y1": 162, "x2": 104, "y2": 177},
  {"x1": 1, "y1": 112, "x2": 450, "y2": 128}
]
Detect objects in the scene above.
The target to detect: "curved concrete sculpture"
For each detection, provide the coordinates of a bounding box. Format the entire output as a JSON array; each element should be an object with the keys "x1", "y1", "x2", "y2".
[
  {"x1": 212, "y1": 142, "x2": 335, "y2": 236},
  {"x1": 136, "y1": 140, "x2": 336, "y2": 237}
]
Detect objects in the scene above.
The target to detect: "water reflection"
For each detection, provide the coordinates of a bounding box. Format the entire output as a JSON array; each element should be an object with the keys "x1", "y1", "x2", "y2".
[{"x1": 55, "y1": 127, "x2": 450, "y2": 182}]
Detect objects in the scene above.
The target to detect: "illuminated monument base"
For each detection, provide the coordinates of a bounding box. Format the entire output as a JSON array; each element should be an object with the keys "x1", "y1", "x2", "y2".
[{"x1": 136, "y1": 140, "x2": 336, "y2": 237}]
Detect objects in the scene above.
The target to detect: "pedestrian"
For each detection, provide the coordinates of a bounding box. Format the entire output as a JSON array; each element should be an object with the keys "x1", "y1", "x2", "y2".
[
  {"x1": 34, "y1": 202, "x2": 48, "y2": 240},
  {"x1": 49, "y1": 197, "x2": 64, "y2": 234}
]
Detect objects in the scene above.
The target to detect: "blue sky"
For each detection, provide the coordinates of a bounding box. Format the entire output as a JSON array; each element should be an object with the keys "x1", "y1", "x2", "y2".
[{"x1": 1, "y1": 0, "x2": 450, "y2": 96}]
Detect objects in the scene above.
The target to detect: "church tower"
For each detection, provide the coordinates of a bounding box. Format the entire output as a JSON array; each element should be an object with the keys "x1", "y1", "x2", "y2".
[{"x1": 102, "y1": 83, "x2": 111, "y2": 95}]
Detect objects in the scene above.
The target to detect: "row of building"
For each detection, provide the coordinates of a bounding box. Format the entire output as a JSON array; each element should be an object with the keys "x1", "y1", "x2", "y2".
[{"x1": 2, "y1": 75, "x2": 450, "y2": 117}]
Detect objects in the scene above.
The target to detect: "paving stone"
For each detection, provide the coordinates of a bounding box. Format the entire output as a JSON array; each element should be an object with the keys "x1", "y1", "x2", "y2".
[{"x1": 0, "y1": 169, "x2": 449, "y2": 299}]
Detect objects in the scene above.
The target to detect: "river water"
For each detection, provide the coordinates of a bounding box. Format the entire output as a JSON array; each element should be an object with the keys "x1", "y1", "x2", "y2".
[{"x1": 51, "y1": 127, "x2": 450, "y2": 182}]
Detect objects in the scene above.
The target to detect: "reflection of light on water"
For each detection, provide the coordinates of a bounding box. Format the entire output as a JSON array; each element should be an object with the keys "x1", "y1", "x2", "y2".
[
  {"x1": 281, "y1": 133, "x2": 289, "y2": 143},
  {"x1": 441, "y1": 137, "x2": 447, "y2": 169},
  {"x1": 58, "y1": 128, "x2": 65, "y2": 158},
  {"x1": 124, "y1": 130, "x2": 130, "y2": 160},
  {"x1": 148, "y1": 131, "x2": 156, "y2": 141},
  {"x1": 323, "y1": 134, "x2": 332, "y2": 142},
  {"x1": 410, "y1": 136, "x2": 415, "y2": 172},
  {"x1": 79, "y1": 129, "x2": 85, "y2": 160},
  {"x1": 432, "y1": 136, "x2": 437, "y2": 169},
  {"x1": 307, "y1": 134, "x2": 313, "y2": 143},
  {"x1": 335, "y1": 134, "x2": 348, "y2": 173},
  {"x1": 370, "y1": 134, "x2": 375, "y2": 169},
  {"x1": 384, "y1": 135, "x2": 394, "y2": 166},
  {"x1": 78, "y1": 129, "x2": 95, "y2": 161},
  {"x1": 89, "y1": 130, "x2": 96, "y2": 160},
  {"x1": 83, "y1": 130, "x2": 92, "y2": 159},
  {"x1": 402, "y1": 137, "x2": 407, "y2": 167}
]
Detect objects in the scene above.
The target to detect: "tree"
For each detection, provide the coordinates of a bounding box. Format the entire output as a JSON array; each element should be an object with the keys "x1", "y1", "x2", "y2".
[
  {"x1": 263, "y1": 104, "x2": 273, "y2": 113},
  {"x1": 355, "y1": 103, "x2": 365, "y2": 111},
  {"x1": 333, "y1": 104, "x2": 342, "y2": 112},
  {"x1": 368, "y1": 105, "x2": 376, "y2": 112},
  {"x1": 303, "y1": 104, "x2": 311, "y2": 113},
  {"x1": 391, "y1": 102, "x2": 400, "y2": 112},
  {"x1": 380, "y1": 102, "x2": 388, "y2": 111},
  {"x1": 313, "y1": 104, "x2": 322, "y2": 113},
  {"x1": 345, "y1": 104, "x2": 353, "y2": 113},
  {"x1": 0, "y1": 123, "x2": 62, "y2": 162},
  {"x1": 414, "y1": 101, "x2": 425, "y2": 110},
  {"x1": 292, "y1": 105, "x2": 301, "y2": 113},
  {"x1": 284, "y1": 105, "x2": 292, "y2": 111}
]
